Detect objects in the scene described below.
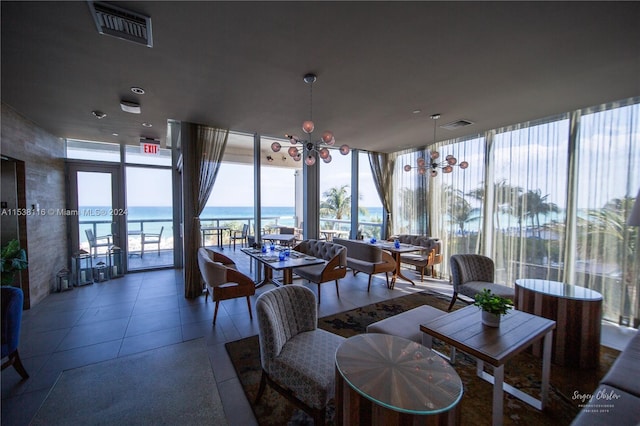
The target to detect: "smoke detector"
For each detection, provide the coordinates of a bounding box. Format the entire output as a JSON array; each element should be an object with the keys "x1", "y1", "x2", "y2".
[{"x1": 88, "y1": 1, "x2": 153, "y2": 47}]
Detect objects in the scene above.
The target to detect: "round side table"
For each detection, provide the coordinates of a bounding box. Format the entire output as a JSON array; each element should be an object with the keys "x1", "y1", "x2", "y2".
[
  {"x1": 335, "y1": 333, "x2": 463, "y2": 425},
  {"x1": 515, "y1": 279, "x2": 602, "y2": 369}
]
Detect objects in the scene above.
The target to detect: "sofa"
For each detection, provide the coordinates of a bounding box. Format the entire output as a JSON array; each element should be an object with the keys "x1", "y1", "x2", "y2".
[
  {"x1": 293, "y1": 239, "x2": 347, "y2": 304},
  {"x1": 333, "y1": 238, "x2": 396, "y2": 291},
  {"x1": 392, "y1": 234, "x2": 443, "y2": 280},
  {"x1": 571, "y1": 328, "x2": 640, "y2": 425}
]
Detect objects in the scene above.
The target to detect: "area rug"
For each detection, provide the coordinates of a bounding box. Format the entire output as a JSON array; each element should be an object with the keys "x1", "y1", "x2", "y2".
[
  {"x1": 32, "y1": 338, "x2": 227, "y2": 426},
  {"x1": 225, "y1": 289, "x2": 620, "y2": 425}
]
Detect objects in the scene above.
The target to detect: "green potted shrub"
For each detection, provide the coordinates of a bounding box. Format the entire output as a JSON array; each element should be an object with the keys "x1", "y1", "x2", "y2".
[
  {"x1": 1, "y1": 239, "x2": 28, "y2": 286},
  {"x1": 474, "y1": 288, "x2": 513, "y2": 327}
]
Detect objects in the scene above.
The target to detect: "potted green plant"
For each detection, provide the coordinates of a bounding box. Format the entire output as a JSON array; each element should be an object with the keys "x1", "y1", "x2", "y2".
[
  {"x1": 474, "y1": 288, "x2": 513, "y2": 327},
  {"x1": 1, "y1": 239, "x2": 28, "y2": 286}
]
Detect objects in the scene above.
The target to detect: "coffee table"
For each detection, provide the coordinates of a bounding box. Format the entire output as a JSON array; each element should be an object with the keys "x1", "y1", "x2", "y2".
[
  {"x1": 515, "y1": 278, "x2": 602, "y2": 369},
  {"x1": 335, "y1": 333, "x2": 463, "y2": 425},
  {"x1": 420, "y1": 305, "x2": 556, "y2": 426}
]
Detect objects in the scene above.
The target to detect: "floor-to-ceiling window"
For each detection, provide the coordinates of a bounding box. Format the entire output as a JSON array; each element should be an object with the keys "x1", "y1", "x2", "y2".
[
  {"x1": 391, "y1": 97, "x2": 639, "y2": 325},
  {"x1": 319, "y1": 148, "x2": 352, "y2": 239},
  {"x1": 429, "y1": 135, "x2": 486, "y2": 275},
  {"x1": 491, "y1": 117, "x2": 569, "y2": 284},
  {"x1": 573, "y1": 102, "x2": 640, "y2": 324},
  {"x1": 357, "y1": 151, "x2": 384, "y2": 239}
]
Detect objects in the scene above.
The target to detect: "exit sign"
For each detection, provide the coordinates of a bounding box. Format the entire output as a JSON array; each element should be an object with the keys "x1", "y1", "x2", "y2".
[{"x1": 140, "y1": 138, "x2": 160, "y2": 155}]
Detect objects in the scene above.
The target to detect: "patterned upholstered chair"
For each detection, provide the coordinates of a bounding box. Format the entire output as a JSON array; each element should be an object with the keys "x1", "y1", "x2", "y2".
[
  {"x1": 292, "y1": 239, "x2": 347, "y2": 304},
  {"x1": 197, "y1": 248, "x2": 255, "y2": 325},
  {"x1": 448, "y1": 254, "x2": 514, "y2": 311},
  {"x1": 255, "y1": 285, "x2": 345, "y2": 425}
]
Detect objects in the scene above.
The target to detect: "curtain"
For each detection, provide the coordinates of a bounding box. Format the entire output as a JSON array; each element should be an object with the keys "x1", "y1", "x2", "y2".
[
  {"x1": 572, "y1": 101, "x2": 640, "y2": 323},
  {"x1": 184, "y1": 124, "x2": 229, "y2": 298},
  {"x1": 369, "y1": 152, "x2": 395, "y2": 239},
  {"x1": 428, "y1": 136, "x2": 486, "y2": 278}
]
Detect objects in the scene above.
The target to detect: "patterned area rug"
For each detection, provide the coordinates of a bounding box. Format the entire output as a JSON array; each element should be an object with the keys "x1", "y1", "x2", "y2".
[{"x1": 225, "y1": 290, "x2": 619, "y2": 425}]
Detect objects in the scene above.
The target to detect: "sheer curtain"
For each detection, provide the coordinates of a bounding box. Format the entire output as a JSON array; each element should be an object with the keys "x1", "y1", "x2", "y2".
[
  {"x1": 428, "y1": 136, "x2": 485, "y2": 278},
  {"x1": 184, "y1": 124, "x2": 229, "y2": 298},
  {"x1": 572, "y1": 101, "x2": 640, "y2": 323},
  {"x1": 491, "y1": 118, "x2": 569, "y2": 285},
  {"x1": 393, "y1": 151, "x2": 428, "y2": 236}
]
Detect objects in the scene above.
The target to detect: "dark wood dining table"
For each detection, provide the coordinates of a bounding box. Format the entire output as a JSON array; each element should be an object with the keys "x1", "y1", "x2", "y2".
[{"x1": 241, "y1": 247, "x2": 324, "y2": 288}]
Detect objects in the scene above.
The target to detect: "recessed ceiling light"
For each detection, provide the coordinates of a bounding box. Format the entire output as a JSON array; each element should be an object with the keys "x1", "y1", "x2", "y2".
[
  {"x1": 92, "y1": 110, "x2": 107, "y2": 119},
  {"x1": 112, "y1": 133, "x2": 119, "y2": 136},
  {"x1": 412, "y1": 109, "x2": 422, "y2": 114},
  {"x1": 142, "y1": 122, "x2": 152, "y2": 127},
  {"x1": 130, "y1": 87, "x2": 145, "y2": 95}
]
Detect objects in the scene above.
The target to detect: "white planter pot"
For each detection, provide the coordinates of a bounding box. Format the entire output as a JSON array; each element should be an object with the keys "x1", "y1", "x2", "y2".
[{"x1": 481, "y1": 310, "x2": 501, "y2": 327}]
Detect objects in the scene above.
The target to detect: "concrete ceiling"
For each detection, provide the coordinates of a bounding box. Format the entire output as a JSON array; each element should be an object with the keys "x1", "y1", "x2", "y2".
[{"x1": 2, "y1": 1, "x2": 639, "y2": 154}]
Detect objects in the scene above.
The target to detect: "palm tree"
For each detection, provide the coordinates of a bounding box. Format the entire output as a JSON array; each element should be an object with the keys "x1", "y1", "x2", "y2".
[
  {"x1": 319, "y1": 185, "x2": 367, "y2": 229},
  {"x1": 519, "y1": 189, "x2": 560, "y2": 239},
  {"x1": 443, "y1": 185, "x2": 481, "y2": 252},
  {"x1": 467, "y1": 179, "x2": 523, "y2": 233}
]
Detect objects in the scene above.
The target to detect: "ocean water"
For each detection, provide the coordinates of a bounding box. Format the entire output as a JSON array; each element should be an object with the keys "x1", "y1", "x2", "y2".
[{"x1": 79, "y1": 206, "x2": 384, "y2": 241}]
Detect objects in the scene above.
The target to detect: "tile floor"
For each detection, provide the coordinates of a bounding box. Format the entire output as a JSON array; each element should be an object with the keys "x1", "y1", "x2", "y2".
[{"x1": 1, "y1": 248, "x2": 635, "y2": 426}]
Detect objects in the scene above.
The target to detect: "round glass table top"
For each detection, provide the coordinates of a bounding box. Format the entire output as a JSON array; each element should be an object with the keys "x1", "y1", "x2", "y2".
[
  {"x1": 515, "y1": 279, "x2": 602, "y2": 301},
  {"x1": 335, "y1": 333, "x2": 463, "y2": 415}
]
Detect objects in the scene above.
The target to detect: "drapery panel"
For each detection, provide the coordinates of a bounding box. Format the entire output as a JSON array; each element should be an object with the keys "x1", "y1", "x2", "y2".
[
  {"x1": 368, "y1": 152, "x2": 395, "y2": 240},
  {"x1": 184, "y1": 124, "x2": 229, "y2": 298},
  {"x1": 491, "y1": 117, "x2": 570, "y2": 285},
  {"x1": 427, "y1": 136, "x2": 485, "y2": 278},
  {"x1": 393, "y1": 151, "x2": 428, "y2": 236},
  {"x1": 572, "y1": 102, "x2": 639, "y2": 323},
  {"x1": 392, "y1": 98, "x2": 638, "y2": 324}
]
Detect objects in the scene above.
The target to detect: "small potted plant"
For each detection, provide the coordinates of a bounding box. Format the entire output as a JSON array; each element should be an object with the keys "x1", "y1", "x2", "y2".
[
  {"x1": 1, "y1": 239, "x2": 28, "y2": 286},
  {"x1": 474, "y1": 288, "x2": 513, "y2": 327}
]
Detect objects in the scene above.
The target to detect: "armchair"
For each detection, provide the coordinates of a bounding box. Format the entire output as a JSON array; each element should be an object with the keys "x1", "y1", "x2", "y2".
[
  {"x1": 197, "y1": 247, "x2": 255, "y2": 325},
  {"x1": 255, "y1": 285, "x2": 345, "y2": 424},
  {"x1": 1, "y1": 286, "x2": 29, "y2": 379},
  {"x1": 448, "y1": 254, "x2": 514, "y2": 311}
]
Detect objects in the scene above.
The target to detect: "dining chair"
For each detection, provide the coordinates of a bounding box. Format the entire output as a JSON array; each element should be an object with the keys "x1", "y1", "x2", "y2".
[
  {"x1": 197, "y1": 247, "x2": 255, "y2": 325},
  {"x1": 448, "y1": 254, "x2": 514, "y2": 311},
  {"x1": 141, "y1": 226, "x2": 163, "y2": 257}
]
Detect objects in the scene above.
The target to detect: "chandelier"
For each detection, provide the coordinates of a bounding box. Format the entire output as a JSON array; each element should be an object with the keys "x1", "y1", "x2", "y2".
[
  {"x1": 404, "y1": 114, "x2": 469, "y2": 177},
  {"x1": 270, "y1": 73, "x2": 349, "y2": 166}
]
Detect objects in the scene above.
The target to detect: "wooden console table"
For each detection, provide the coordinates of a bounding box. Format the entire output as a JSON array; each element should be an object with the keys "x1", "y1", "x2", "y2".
[{"x1": 515, "y1": 279, "x2": 602, "y2": 369}]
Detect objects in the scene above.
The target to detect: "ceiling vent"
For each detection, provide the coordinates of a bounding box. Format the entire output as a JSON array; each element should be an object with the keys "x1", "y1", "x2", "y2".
[
  {"x1": 88, "y1": 1, "x2": 153, "y2": 47},
  {"x1": 441, "y1": 119, "x2": 474, "y2": 130}
]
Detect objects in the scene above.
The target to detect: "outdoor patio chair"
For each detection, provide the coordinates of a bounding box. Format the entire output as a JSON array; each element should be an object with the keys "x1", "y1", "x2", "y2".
[
  {"x1": 85, "y1": 229, "x2": 111, "y2": 258},
  {"x1": 255, "y1": 285, "x2": 345, "y2": 425},
  {"x1": 141, "y1": 226, "x2": 163, "y2": 257},
  {"x1": 229, "y1": 223, "x2": 249, "y2": 250}
]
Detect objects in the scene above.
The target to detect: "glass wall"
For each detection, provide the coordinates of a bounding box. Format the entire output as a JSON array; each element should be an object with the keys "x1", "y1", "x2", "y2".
[
  {"x1": 428, "y1": 136, "x2": 485, "y2": 274},
  {"x1": 392, "y1": 97, "x2": 639, "y2": 324},
  {"x1": 573, "y1": 102, "x2": 640, "y2": 323},
  {"x1": 358, "y1": 151, "x2": 384, "y2": 239},
  {"x1": 319, "y1": 149, "x2": 352, "y2": 239}
]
